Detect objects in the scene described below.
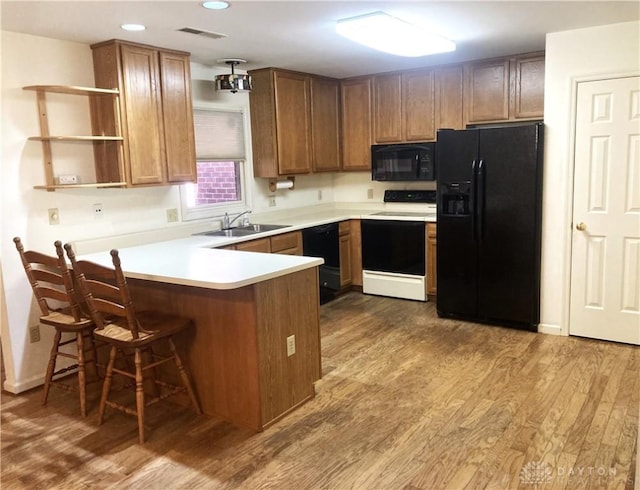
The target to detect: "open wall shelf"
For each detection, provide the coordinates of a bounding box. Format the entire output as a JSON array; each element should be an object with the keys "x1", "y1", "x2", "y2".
[{"x1": 23, "y1": 85, "x2": 127, "y2": 191}]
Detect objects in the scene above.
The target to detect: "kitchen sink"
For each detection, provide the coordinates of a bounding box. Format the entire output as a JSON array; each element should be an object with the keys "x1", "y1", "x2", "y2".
[
  {"x1": 235, "y1": 224, "x2": 290, "y2": 233},
  {"x1": 195, "y1": 223, "x2": 290, "y2": 238}
]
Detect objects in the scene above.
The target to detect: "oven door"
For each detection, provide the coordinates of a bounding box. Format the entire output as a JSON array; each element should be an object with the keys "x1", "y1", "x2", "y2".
[{"x1": 361, "y1": 219, "x2": 426, "y2": 275}]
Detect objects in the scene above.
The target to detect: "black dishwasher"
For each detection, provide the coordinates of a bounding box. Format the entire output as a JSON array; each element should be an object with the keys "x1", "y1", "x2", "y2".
[{"x1": 302, "y1": 223, "x2": 340, "y2": 304}]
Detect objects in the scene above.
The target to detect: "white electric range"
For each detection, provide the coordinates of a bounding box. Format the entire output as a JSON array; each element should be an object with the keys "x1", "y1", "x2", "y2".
[{"x1": 361, "y1": 190, "x2": 436, "y2": 302}]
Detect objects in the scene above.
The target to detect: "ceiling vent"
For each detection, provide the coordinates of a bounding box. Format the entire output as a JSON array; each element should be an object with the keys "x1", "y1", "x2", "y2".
[{"x1": 177, "y1": 27, "x2": 227, "y2": 40}]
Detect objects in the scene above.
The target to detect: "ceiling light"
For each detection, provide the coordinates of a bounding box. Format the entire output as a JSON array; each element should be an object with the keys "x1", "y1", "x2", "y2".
[
  {"x1": 121, "y1": 24, "x2": 146, "y2": 32},
  {"x1": 202, "y1": 1, "x2": 229, "y2": 10},
  {"x1": 336, "y1": 11, "x2": 455, "y2": 57},
  {"x1": 215, "y1": 59, "x2": 252, "y2": 94}
]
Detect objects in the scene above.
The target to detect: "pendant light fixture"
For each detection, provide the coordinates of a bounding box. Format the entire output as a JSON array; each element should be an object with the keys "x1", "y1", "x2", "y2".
[{"x1": 215, "y1": 58, "x2": 252, "y2": 93}]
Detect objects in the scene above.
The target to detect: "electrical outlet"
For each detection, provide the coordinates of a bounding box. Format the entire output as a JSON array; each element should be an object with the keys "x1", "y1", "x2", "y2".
[
  {"x1": 367, "y1": 188, "x2": 374, "y2": 199},
  {"x1": 58, "y1": 175, "x2": 78, "y2": 185},
  {"x1": 93, "y1": 203, "x2": 103, "y2": 219},
  {"x1": 29, "y1": 325, "x2": 41, "y2": 343},
  {"x1": 48, "y1": 208, "x2": 60, "y2": 225},
  {"x1": 286, "y1": 335, "x2": 296, "y2": 357},
  {"x1": 318, "y1": 189, "x2": 323, "y2": 200},
  {"x1": 166, "y1": 208, "x2": 179, "y2": 223},
  {"x1": 269, "y1": 196, "x2": 276, "y2": 207}
]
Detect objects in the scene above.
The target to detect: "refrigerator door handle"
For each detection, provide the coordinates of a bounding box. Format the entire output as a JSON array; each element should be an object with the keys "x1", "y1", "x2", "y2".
[
  {"x1": 471, "y1": 159, "x2": 478, "y2": 241},
  {"x1": 477, "y1": 159, "x2": 486, "y2": 241}
]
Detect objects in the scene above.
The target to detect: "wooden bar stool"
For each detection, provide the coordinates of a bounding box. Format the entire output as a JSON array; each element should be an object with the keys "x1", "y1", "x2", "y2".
[
  {"x1": 65, "y1": 245, "x2": 201, "y2": 443},
  {"x1": 13, "y1": 237, "x2": 98, "y2": 417}
]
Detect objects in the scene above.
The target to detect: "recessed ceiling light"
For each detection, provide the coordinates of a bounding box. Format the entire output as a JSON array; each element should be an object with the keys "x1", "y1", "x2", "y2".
[
  {"x1": 336, "y1": 11, "x2": 455, "y2": 57},
  {"x1": 121, "y1": 24, "x2": 146, "y2": 32},
  {"x1": 202, "y1": 1, "x2": 229, "y2": 10}
]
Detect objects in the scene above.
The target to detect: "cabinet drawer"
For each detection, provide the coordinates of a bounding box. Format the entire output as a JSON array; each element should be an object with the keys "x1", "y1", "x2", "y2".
[
  {"x1": 235, "y1": 238, "x2": 271, "y2": 253},
  {"x1": 271, "y1": 231, "x2": 302, "y2": 254}
]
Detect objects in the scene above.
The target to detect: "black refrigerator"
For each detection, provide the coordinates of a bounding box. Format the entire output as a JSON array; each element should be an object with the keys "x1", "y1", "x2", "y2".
[{"x1": 436, "y1": 123, "x2": 544, "y2": 331}]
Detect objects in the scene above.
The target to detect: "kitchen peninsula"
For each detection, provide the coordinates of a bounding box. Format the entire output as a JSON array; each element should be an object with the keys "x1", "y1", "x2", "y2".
[{"x1": 78, "y1": 239, "x2": 323, "y2": 431}]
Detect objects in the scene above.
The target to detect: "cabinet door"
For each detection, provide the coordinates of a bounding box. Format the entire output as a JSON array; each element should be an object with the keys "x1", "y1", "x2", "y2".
[
  {"x1": 512, "y1": 54, "x2": 545, "y2": 119},
  {"x1": 464, "y1": 58, "x2": 510, "y2": 124},
  {"x1": 349, "y1": 219, "x2": 362, "y2": 286},
  {"x1": 120, "y1": 44, "x2": 166, "y2": 185},
  {"x1": 341, "y1": 78, "x2": 372, "y2": 171},
  {"x1": 403, "y1": 70, "x2": 436, "y2": 141},
  {"x1": 373, "y1": 73, "x2": 402, "y2": 143},
  {"x1": 435, "y1": 65, "x2": 464, "y2": 131},
  {"x1": 274, "y1": 71, "x2": 312, "y2": 175},
  {"x1": 427, "y1": 223, "x2": 437, "y2": 296},
  {"x1": 310, "y1": 78, "x2": 341, "y2": 172},
  {"x1": 159, "y1": 51, "x2": 197, "y2": 183}
]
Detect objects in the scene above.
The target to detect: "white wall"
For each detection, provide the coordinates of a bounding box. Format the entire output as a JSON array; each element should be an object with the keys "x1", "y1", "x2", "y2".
[
  {"x1": 539, "y1": 21, "x2": 640, "y2": 335},
  {"x1": 0, "y1": 31, "x2": 338, "y2": 392}
]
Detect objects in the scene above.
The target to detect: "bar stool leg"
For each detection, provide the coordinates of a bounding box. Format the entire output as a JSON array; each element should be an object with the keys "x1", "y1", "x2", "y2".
[
  {"x1": 98, "y1": 346, "x2": 117, "y2": 425},
  {"x1": 134, "y1": 348, "x2": 145, "y2": 444},
  {"x1": 76, "y1": 331, "x2": 87, "y2": 417},
  {"x1": 42, "y1": 329, "x2": 62, "y2": 406},
  {"x1": 168, "y1": 338, "x2": 202, "y2": 415}
]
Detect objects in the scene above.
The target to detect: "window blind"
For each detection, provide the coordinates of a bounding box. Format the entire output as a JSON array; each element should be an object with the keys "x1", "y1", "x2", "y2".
[{"x1": 193, "y1": 109, "x2": 245, "y2": 160}]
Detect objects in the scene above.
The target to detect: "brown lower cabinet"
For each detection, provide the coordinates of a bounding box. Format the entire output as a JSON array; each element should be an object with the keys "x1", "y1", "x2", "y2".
[
  {"x1": 338, "y1": 221, "x2": 352, "y2": 289},
  {"x1": 427, "y1": 223, "x2": 437, "y2": 297},
  {"x1": 234, "y1": 238, "x2": 271, "y2": 253},
  {"x1": 349, "y1": 219, "x2": 363, "y2": 287},
  {"x1": 226, "y1": 231, "x2": 302, "y2": 255}
]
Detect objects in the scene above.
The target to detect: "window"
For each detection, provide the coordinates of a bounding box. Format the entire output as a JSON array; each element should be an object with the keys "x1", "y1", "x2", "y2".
[{"x1": 180, "y1": 108, "x2": 249, "y2": 221}]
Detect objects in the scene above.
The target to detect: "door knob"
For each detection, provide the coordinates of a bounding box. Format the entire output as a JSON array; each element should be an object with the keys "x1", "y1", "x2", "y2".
[{"x1": 576, "y1": 222, "x2": 587, "y2": 231}]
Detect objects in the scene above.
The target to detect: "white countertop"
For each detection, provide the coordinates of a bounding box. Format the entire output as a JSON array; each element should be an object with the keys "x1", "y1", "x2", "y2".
[
  {"x1": 79, "y1": 241, "x2": 324, "y2": 290},
  {"x1": 75, "y1": 203, "x2": 436, "y2": 291}
]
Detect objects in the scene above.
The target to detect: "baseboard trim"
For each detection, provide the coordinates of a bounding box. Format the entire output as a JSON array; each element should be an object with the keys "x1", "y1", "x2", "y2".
[
  {"x1": 2, "y1": 374, "x2": 44, "y2": 394},
  {"x1": 538, "y1": 323, "x2": 565, "y2": 336}
]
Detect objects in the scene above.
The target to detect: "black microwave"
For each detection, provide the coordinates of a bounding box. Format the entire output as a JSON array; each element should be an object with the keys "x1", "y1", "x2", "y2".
[{"x1": 371, "y1": 143, "x2": 436, "y2": 181}]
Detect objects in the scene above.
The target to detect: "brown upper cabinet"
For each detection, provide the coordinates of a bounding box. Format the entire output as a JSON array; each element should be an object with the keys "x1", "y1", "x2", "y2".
[
  {"x1": 464, "y1": 52, "x2": 544, "y2": 124},
  {"x1": 373, "y1": 69, "x2": 436, "y2": 143},
  {"x1": 249, "y1": 68, "x2": 340, "y2": 177},
  {"x1": 341, "y1": 77, "x2": 372, "y2": 171},
  {"x1": 91, "y1": 39, "x2": 196, "y2": 187},
  {"x1": 247, "y1": 51, "x2": 543, "y2": 177},
  {"x1": 435, "y1": 64, "x2": 464, "y2": 131},
  {"x1": 310, "y1": 77, "x2": 342, "y2": 172}
]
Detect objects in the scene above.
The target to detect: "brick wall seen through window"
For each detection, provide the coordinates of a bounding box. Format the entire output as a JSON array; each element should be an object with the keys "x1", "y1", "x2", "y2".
[{"x1": 195, "y1": 161, "x2": 241, "y2": 204}]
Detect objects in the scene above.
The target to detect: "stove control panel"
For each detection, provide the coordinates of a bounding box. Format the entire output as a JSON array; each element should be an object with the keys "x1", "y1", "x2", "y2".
[{"x1": 383, "y1": 190, "x2": 436, "y2": 203}]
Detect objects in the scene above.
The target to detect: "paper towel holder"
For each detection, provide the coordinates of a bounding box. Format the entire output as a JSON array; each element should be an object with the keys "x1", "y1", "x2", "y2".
[{"x1": 268, "y1": 176, "x2": 295, "y2": 192}]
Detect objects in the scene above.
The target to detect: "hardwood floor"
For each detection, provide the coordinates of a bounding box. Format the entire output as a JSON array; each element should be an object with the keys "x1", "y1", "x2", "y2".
[{"x1": 2, "y1": 292, "x2": 638, "y2": 489}]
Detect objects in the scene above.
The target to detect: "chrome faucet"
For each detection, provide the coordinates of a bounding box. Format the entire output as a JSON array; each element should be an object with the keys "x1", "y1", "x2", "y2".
[{"x1": 222, "y1": 210, "x2": 252, "y2": 229}]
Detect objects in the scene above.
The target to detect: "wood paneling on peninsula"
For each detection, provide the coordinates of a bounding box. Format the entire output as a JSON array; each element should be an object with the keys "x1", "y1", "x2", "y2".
[{"x1": 126, "y1": 267, "x2": 320, "y2": 431}]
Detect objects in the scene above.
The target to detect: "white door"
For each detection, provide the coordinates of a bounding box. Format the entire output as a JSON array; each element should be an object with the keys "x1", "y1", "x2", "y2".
[{"x1": 569, "y1": 76, "x2": 640, "y2": 345}]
